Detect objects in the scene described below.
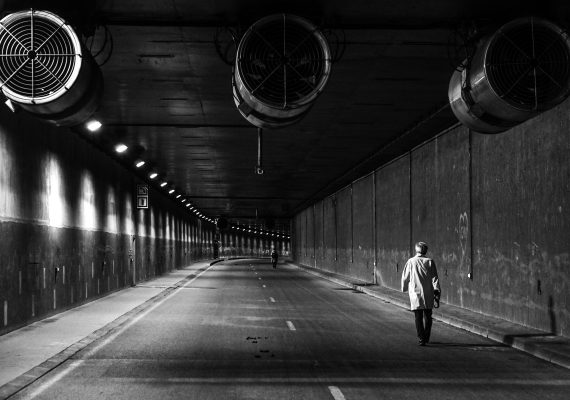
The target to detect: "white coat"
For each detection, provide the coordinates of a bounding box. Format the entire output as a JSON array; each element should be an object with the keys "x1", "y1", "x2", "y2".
[{"x1": 401, "y1": 254, "x2": 440, "y2": 310}]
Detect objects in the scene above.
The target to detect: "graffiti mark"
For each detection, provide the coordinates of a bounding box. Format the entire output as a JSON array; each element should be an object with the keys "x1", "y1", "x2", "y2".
[
  {"x1": 456, "y1": 212, "x2": 469, "y2": 270},
  {"x1": 458, "y1": 212, "x2": 469, "y2": 252},
  {"x1": 529, "y1": 242, "x2": 540, "y2": 257}
]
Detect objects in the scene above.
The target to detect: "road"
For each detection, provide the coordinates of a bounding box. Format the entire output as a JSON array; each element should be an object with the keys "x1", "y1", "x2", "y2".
[{"x1": 12, "y1": 259, "x2": 570, "y2": 399}]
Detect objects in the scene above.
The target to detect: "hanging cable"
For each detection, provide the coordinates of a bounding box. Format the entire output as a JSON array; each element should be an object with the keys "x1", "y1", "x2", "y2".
[{"x1": 256, "y1": 127, "x2": 264, "y2": 175}]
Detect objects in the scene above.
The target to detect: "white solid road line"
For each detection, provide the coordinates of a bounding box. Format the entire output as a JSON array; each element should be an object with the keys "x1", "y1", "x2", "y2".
[
  {"x1": 60, "y1": 375, "x2": 570, "y2": 386},
  {"x1": 286, "y1": 320, "x2": 296, "y2": 331},
  {"x1": 328, "y1": 386, "x2": 347, "y2": 400},
  {"x1": 20, "y1": 264, "x2": 217, "y2": 399}
]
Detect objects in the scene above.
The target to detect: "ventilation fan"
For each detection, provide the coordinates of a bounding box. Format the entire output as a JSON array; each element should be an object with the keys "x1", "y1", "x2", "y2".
[
  {"x1": 449, "y1": 17, "x2": 570, "y2": 133},
  {"x1": 233, "y1": 14, "x2": 331, "y2": 129},
  {"x1": 0, "y1": 9, "x2": 102, "y2": 127}
]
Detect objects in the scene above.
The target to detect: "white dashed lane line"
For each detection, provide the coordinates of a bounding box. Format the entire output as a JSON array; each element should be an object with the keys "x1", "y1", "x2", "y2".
[
  {"x1": 269, "y1": 297, "x2": 276, "y2": 303},
  {"x1": 286, "y1": 321, "x2": 296, "y2": 331},
  {"x1": 328, "y1": 386, "x2": 347, "y2": 400}
]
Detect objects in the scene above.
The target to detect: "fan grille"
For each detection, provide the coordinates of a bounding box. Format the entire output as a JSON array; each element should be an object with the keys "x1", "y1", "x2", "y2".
[
  {"x1": 486, "y1": 17, "x2": 570, "y2": 110},
  {"x1": 237, "y1": 14, "x2": 331, "y2": 109},
  {"x1": 0, "y1": 10, "x2": 82, "y2": 105}
]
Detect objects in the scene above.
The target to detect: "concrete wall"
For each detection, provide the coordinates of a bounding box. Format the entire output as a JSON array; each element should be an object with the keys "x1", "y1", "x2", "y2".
[
  {"x1": 293, "y1": 101, "x2": 570, "y2": 337},
  {"x1": 0, "y1": 108, "x2": 217, "y2": 334}
]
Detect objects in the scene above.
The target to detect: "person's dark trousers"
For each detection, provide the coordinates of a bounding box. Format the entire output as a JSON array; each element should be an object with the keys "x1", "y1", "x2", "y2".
[{"x1": 414, "y1": 309, "x2": 433, "y2": 344}]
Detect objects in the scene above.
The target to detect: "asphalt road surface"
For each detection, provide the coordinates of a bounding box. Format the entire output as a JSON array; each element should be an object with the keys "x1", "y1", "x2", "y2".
[{"x1": 12, "y1": 259, "x2": 570, "y2": 400}]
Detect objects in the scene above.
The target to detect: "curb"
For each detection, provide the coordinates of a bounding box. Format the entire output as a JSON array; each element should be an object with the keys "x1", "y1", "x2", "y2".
[
  {"x1": 292, "y1": 263, "x2": 570, "y2": 370},
  {"x1": 0, "y1": 262, "x2": 214, "y2": 400}
]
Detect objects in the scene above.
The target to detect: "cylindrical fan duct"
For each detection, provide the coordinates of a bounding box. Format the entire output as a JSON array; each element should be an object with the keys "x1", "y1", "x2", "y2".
[
  {"x1": 0, "y1": 9, "x2": 103, "y2": 127},
  {"x1": 449, "y1": 17, "x2": 570, "y2": 134},
  {"x1": 233, "y1": 14, "x2": 331, "y2": 129}
]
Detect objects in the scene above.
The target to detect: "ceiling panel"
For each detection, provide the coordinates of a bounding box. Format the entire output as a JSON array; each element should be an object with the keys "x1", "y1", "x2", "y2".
[{"x1": 2, "y1": 0, "x2": 569, "y2": 233}]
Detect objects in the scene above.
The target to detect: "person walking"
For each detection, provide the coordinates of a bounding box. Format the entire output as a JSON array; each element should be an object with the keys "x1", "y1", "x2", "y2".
[
  {"x1": 271, "y1": 249, "x2": 278, "y2": 269},
  {"x1": 401, "y1": 241, "x2": 441, "y2": 346}
]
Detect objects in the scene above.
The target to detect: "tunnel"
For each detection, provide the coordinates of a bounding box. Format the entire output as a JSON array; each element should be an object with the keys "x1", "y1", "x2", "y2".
[{"x1": 0, "y1": 1, "x2": 569, "y2": 399}]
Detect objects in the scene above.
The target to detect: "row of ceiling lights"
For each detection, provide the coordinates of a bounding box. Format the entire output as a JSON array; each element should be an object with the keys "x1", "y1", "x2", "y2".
[
  {"x1": 86, "y1": 119, "x2": 216, "y2": 225},
  {"x1": 230, "y1": 225, "x2": 290, "y2": 240},
  {"x1": 85, "y1": 119, "x2": 290, "y2": 240}
]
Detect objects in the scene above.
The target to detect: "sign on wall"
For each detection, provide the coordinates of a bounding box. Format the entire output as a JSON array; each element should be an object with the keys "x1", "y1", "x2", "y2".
[{"x1": 136, "y1": 184, "x2": 149, "y2": 209}]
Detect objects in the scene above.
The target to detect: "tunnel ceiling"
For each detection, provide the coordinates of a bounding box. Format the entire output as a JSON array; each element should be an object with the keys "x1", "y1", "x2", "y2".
[{"x1": 2, "y1": 0, "x2": 569, "y2": 232}]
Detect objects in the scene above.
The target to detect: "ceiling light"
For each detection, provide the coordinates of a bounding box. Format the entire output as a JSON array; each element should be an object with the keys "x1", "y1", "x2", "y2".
[
  {"x1": 160, "y1": 181, "x2": 167, "y2": 187},
  {"x1": 176, "y1": 194, "x2": 181, "y2": 199},
  {"x1": 185, "y1": 203, "x2": 190, "y2": 207},
  {"x1": 168, "y1": 189, "x2": 175, "y2": 194},
  {"x1": 135, "y1": 160, "x2": 145, "y2": 168},
  {"x1": 149, "y1": 172, "x2": 158, "y2": 179},
  {"x1": 115, "y1": 143, "x2": 128, "y2": 153},
  {"x1": 86, "y1": 119, "x2": 102, "y2": 132},
  {"x1": 181, "y1": 199, "x2": 186, "y2": 203}
]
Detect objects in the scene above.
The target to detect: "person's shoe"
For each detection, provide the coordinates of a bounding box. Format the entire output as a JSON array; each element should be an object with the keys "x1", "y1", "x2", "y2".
[{"x1": 418, "y1": 340, "x2": 426, "y2": 346}]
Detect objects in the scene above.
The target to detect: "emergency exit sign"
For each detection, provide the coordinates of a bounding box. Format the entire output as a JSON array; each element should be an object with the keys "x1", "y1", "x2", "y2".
[{"x1": 137, "y1": 184, "x2": 149, "y2": 209}]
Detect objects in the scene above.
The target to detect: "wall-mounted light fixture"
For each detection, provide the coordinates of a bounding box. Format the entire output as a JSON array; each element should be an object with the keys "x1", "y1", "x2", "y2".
[
  {"x1": 4, "y1": 99, "x2": 17, "y2": 113},
  {"x1": 86, "y1": 119, "x2": 102, "y2": 132},
  {"x1": 115, "y1": 143, "x2": 128, "y2": 153}
]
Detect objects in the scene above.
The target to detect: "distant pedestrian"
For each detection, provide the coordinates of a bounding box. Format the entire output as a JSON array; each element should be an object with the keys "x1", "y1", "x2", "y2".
[
  {"x1": 271, "y1": 249, "x2": 278, "y2": 269},
  {"x1": 401, "y1": 242, "x2": 441, "y2": 346}
]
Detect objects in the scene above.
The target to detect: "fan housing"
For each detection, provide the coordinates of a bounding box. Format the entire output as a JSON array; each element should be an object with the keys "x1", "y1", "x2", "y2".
[
  {"x1": 449, "y1": 17, "x2": 570, "y2": 133},
  {"x1": 0, "y1": 9, "x2": 102, "y2": 127},
  {"x1": 233, "y1": 14, "x2": 331, "y2": 129}
]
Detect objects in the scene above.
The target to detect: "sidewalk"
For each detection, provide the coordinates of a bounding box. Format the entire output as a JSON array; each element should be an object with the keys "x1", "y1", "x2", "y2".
[
  {"x1": 291, "y1": 262, "x2": 570, "y2": 370},
  {"x1": 0, "y1": 260, "x2": 215, "y2": 400}
]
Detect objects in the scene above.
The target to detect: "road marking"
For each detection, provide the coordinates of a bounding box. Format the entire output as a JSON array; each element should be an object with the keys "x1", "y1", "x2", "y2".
[
  {"x1": 22, "y1": 360, "x2": 83, "y2": 399},
  {"x1": 20, "y1": 264, "x2": 216, "y2": 399},
  {"x1": 269, "y1": 297, "x2": 276, "y2": 303},
  {"x1": 286, "y1": 320, "x2": 296, "y2": 331},
  {"x1": 49, "y1": 375, "x2": 570, "y2": 386},
  {"x1": 328, "y1": 386, "x2": 346, "y2": 400}
]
